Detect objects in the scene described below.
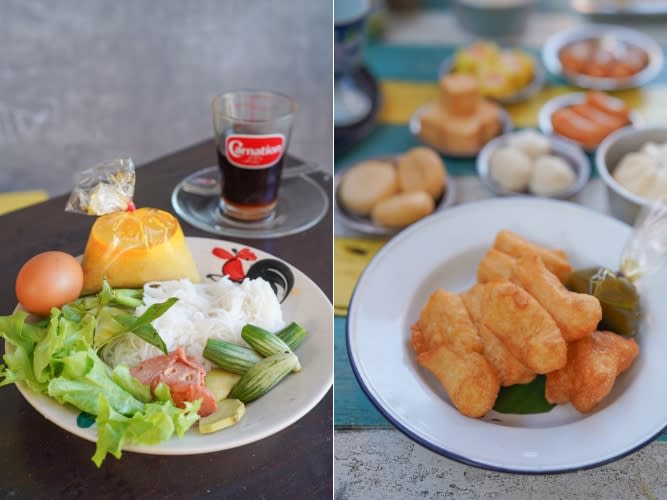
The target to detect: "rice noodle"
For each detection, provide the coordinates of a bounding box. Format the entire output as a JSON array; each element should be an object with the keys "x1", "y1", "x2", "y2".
[{"x1": 102, "y1": 277, "x2": 285, "y2": 371}]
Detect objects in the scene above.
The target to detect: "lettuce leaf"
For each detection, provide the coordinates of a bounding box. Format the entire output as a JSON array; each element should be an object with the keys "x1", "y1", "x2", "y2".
[
  {"x1": 92, "y1": 394, "x2": 201, "y2": 467},
  {"x1": 0, "y1": 311, "x2": 48, "y2": 393},
  {"x1": 0, "y1": 288, "x2": 199, "y2": 467},
  {"x1": 111, "y1": 365, "x2": 152, "y2": 404},
  {"x1": 48, "y1": 348, "x2": 145, "y2": 417}
]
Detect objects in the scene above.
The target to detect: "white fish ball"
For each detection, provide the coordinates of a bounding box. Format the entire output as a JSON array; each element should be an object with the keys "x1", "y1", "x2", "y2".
[
  {"x1": 507, "y1": 130, "x2": 551, "y2": 159},
  {"x1": 529, "y1": 155, "x2": 576, "y2": 196},
  {"x1": 489, "y1": 146, "x2": 533, "y2": 192}
]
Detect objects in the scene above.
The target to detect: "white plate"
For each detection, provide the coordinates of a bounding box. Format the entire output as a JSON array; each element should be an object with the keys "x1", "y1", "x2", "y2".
[
  {"x1": 9, "y1": 236, "x2": 333, "y2": 456},
  {"x1": 347, "y1": 198, "x2": 667, "y2": 473}
]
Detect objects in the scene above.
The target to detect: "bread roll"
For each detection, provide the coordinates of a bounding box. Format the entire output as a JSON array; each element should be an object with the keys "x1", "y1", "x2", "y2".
[
  {"x1": 371, "y1": 191, "x2": 435, "y2": 228},
  {"x1": 397, "y1": 147, "x2": 447, "y2": 199},
  {"x1": 338, "y1": 160, "x2": 398, "y2": 216}
]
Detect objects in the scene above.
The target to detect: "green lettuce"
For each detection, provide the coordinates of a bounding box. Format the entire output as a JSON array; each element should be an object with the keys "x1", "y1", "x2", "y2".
[{"x1": 0, "y1": 286, "x2": 197, "y2": 467}]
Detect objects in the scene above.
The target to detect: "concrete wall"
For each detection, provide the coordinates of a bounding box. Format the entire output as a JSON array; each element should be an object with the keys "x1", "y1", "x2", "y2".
[{"x1": 0, "y1": 0, "x2": 332, "y2": 196}]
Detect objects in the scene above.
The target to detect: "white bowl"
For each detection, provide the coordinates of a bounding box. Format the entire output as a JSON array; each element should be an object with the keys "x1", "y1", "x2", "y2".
[
  {"x1": 543, "y1": 24, "x2": 663, "y2": 91},
  {"x1": 595, "y1": 126, "x2": 667, "y2": 224},
  {"x1": 538, "y1": 92, "x2": 642, "y2": 153}
]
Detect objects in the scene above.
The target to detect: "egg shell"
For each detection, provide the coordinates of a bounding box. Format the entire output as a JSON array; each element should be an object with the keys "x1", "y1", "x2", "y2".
[{"x1": 15, "y1": 251, "x2": 83, "y2": 316}]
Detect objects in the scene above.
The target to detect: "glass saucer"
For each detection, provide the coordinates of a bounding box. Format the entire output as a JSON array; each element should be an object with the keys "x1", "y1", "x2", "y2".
[{"x1": 171, "y1": 166, "x2": 329, "y2": 238}]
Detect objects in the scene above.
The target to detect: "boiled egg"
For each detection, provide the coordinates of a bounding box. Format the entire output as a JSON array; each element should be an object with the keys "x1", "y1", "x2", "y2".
[{"x1": 15, "y1": 251, "x2": 84, "y2": 316}]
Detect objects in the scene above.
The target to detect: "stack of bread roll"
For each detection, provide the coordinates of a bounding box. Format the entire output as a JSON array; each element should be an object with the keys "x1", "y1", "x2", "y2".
[
  {"x1": 338, "y1": 147, "x2": 447, "y2": 229},
  {"x1": 418, "y1": 74, "x2": 502, "y2": 155}
]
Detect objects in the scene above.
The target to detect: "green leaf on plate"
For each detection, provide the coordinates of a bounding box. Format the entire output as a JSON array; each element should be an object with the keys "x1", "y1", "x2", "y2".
[
  {"x1": 111, "y1": 298, "x2": 178, "y2": 354},
  {"x1": 493, "y1": 375, "x2": 555, "y2": 414}
]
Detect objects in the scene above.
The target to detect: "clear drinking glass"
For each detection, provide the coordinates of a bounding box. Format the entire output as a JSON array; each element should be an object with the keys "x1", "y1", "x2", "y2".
[{"x1": 212, "y1": 90, "x2": 297, "y2": 221}]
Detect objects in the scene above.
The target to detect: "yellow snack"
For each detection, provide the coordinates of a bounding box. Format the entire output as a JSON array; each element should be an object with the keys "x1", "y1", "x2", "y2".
[
  {"x1": 81, "y1": 207, "x2": 200, "y2": 294},
  {"x1": 371, "y1": 191, "x2": 435, "y2": 228},
  {"x1": 476, "y1": 66, "x2": 513, "y2": 99},
  {"x1": 452, "y1": 42, "x2": 535, "y2": 99},
  {"x1": 439, "y1": 73, "x2": 480, "y2": 116},
  {"x1": 452, "y1": 41, "x2": 500, "y2": 74},
  {"x1": 396, "y1": 147, "x2": 447, "y2": 198}
]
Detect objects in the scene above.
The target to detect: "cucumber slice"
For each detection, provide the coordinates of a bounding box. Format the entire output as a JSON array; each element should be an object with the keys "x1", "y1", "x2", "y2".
[
  {"x1": 198, "y1": 399, "x2": 246, "y2": 434},
  {"x1": 205, "y1": 368, "x2": 242, "y2": 402}
]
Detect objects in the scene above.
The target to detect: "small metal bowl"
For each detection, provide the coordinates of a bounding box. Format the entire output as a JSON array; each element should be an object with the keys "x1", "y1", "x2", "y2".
[
  {"x1": 542, "y1": 24, "x2": 663, "y2": 91},
  {"x1": 438, "y1": 54, "x2": 546, "y2": 105},
  {"x1": 409, "y1": 105, "x2": 513, "y2": 159},
  {"x1": 477, "y1": 131, "x2": 590, "y2": 199},
  {"x1": 334, "y1": 156, "x2": 457, "y2": 236},
  {"x1": 538, "y1": 92, "x2": 642, "y2": 153},
  {"x1": 596, "y1": 125, "x2": 667, "y2": 224}
]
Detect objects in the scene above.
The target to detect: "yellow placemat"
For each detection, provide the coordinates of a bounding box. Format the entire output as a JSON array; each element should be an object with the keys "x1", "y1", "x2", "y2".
[
  {"x1": 334, "y1": 237, "x2": 387, "y2": 316},
  {"x1": 0, "y1": 190, "x2": 48, "y2": 216},
  {"x1": 377, "y1": 81, "x2": 667, "y2": 127}
]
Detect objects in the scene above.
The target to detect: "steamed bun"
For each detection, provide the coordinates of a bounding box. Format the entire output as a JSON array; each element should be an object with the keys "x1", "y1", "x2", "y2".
[
  {"x1": 530, "y1": 155, "x2": 576, "y2": 196},
  {"x1": 639, "y1": 142, "x2": 667, "y2": 162},
  {"x1": 613, "y1": 152, "x2": 658, "y2": 198},
  {"x1": 649, "y1": 168, "x2": 667, "y2": 201},
  {"x1": 489, "y1": 146, "x2": 533, "y2": 191}
]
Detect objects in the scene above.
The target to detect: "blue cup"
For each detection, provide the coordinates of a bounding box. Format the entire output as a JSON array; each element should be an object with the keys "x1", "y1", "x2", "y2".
[
  {"x1": 334, "y1": 0, "x2": 370, "y2": 77},
  {"x1": 334, "y1": 0, "x2": 372, "y2": 127}
]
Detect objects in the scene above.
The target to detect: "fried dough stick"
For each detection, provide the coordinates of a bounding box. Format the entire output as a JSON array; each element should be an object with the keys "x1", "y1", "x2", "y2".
[
  {"x1": 545, "y1": 330, "x2": 639, "y2": 413},
  {"x1": 477, "y1": 248, "x2": 516, "y2": 283},
  {"x1": 410, "y1": 289, "x2": 482, "y2": 355},
  {"x1": 482, "y1": 281, "x2": 567, "y2": 374},
  {"x1": 493, "y1": 230, "x2": 573, "y2": 282},
  {"x1": 411, "y1": 289, "x2": 499, "y2": 417},
  {"x1": 417, "y1": 345, "x2": 500, "y2": 418},
  {"x1": 511, "y1": 254, "x2": 602, "y2": 341},
  {"x1": 460, "y1": 284, "x2": 535, "y2": 386}
]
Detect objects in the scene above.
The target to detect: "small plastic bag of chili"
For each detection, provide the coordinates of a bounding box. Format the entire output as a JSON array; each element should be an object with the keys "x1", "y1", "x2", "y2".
[
  {"x1": 65, "y1": 158, "x2": 136, "y2": 215},
  {"x1": 65, "y1": 158, "x2": 199, "y2": 294}
]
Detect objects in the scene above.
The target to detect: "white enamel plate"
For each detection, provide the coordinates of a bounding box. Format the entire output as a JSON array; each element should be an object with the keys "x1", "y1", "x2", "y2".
[
  {"x1": 347, "y1": 198, "x2": 667, "y2": 473},
  {"x1": 9, "y1": 237, "x2": 333, "y2": 455}
]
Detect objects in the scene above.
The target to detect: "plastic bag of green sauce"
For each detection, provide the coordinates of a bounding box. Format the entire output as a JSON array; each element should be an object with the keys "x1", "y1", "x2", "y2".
[
  {"x1": 565, "y1": 201, "x2": 667, "y2": 337},
  {"x1": 565, "y1": 267, "x2": 640, "y2": 337}
]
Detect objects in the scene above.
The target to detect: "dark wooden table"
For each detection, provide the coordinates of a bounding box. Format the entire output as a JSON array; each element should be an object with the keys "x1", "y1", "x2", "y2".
[{"x1": 0, "y1": 140, "x2": 333, "y2": 499}]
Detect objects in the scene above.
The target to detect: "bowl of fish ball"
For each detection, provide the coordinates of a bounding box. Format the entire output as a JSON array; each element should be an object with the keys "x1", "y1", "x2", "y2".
[
  {"x1": 543, "y1": 24, "x2": 663, "y2": 90},
  {"x1": 596, "y1": 126, "x2": 667, "y2": 224},
  {"x1": 539, "y1": 91, "x2": 641, "y2": 153},
  {"x1": 335, "y1": 147, "x2": 456, "y2": 235},
  {"x1": 477, "y1": 129, "x2": 590, "y2": 199}
]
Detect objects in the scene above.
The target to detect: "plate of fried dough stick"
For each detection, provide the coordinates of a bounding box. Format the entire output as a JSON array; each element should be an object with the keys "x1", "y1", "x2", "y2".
[{"x1": 347, "y1": 197, "x2": 667, "y2": 473}]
